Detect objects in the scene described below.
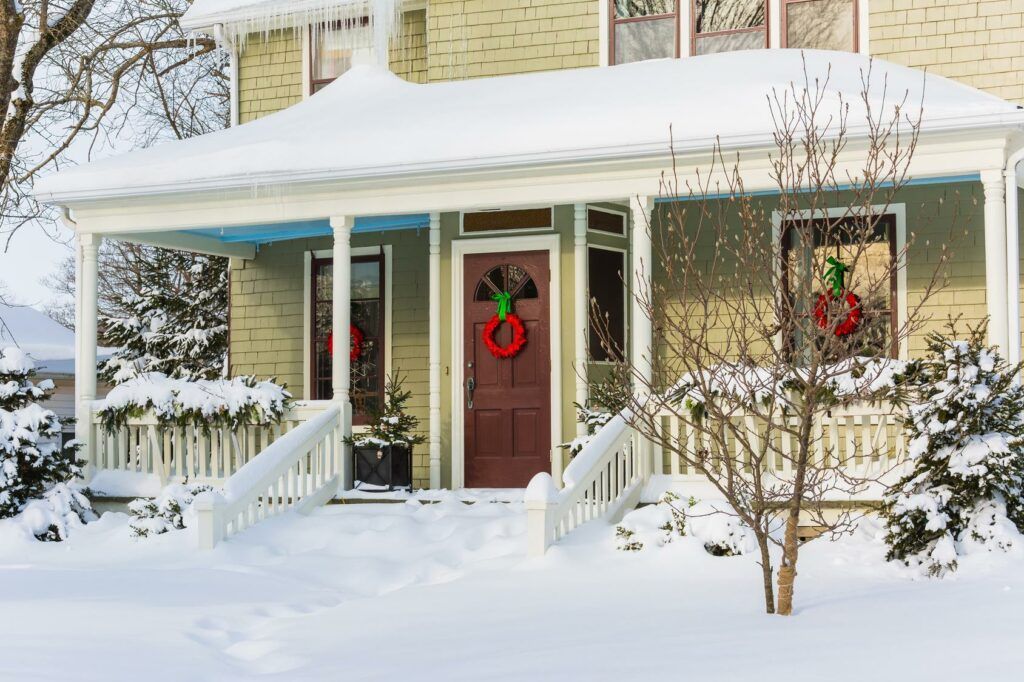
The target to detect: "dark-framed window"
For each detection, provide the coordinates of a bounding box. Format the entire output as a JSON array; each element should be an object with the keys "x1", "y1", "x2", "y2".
[
  {"x1": 309, "y1": 19, "x2": 369, "y2": 94},
  {"x1": 692, "y1": 0, "x2": 768, "y2": 55},
  {"x1": 588, "y1": 207, "x2": 627, "y2": 236},
  {"x1": 611, "y1": 1, "x2": 680, "y2": 65},
  {"x1": 310, "y1": 253, "x2": 385, "y2": 423},
  {"x1": 782, "y1": 0, "x2": 858, "y2": 52},
  {"x1": 588, "y1": 246, "x2": 627, "y2": 361},
  {"x1": 781, "y1": 214, "x2": 898, "y2": 360}
]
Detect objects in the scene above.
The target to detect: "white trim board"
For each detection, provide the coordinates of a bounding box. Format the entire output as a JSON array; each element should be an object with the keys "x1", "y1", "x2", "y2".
[
  {"x1": 302, "y1": 245, "x2": 394, "y2": 401},
  {"x1": 771, "y1": 203, "x2": 908, "y2": 361},
  {"x1": 450, "y1": 233, "x2": 563, "y2": 490}
]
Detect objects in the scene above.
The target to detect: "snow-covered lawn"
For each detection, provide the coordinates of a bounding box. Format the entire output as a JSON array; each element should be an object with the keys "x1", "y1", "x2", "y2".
[{"x1": 1, "y1": 497, "x2": 1022, "y2": 681}]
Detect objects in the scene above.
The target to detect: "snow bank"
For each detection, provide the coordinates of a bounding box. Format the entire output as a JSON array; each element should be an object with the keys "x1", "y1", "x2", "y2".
[{"x1": 615, "y1": 495, "x2": 759, "y2": 557}]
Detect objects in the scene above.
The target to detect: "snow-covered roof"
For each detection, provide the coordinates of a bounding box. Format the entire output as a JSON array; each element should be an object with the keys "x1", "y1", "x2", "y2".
[
  {"x1": 35, "y1": 51, "x2": 1024, "y2": 204},
  {"x1": 0, "y1": 304, "x2": 75, "y2": 367}
]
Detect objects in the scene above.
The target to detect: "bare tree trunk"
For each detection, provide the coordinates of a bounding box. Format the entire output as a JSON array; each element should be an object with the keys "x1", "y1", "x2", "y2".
[{"x1": 756, "y1": 531, "x2": 776, "y2": 614}]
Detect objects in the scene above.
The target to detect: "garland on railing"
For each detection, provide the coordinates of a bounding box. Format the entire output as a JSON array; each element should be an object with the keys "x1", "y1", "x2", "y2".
[{"x1": 96, "y1": 373, "x2": 293, "y2": 433}]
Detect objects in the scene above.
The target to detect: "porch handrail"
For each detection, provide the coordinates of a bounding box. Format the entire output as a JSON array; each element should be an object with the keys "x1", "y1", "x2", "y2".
[
  {"x1": 525, "y1": 413, "x2": 648, "y2": 556},
  {"x1": 194, "y1": 405, "x2": 343, "y2": 549}
]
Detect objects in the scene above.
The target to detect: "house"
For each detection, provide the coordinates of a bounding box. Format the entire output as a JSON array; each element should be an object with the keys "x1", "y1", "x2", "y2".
[{"x1": 31, "y1": 1, "x2": 1024, "y2": 546}]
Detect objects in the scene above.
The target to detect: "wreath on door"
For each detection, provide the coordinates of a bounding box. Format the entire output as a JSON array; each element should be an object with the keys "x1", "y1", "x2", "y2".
[
  {"x1": 482, "y1": 291, "x2": 528, "y2": 359},
  {"x1": 327, "y1": 324, "x2": 365, "y2": 363},
  {"x1": 813, "y1": 257, "x2": 862, "y2": 337}
]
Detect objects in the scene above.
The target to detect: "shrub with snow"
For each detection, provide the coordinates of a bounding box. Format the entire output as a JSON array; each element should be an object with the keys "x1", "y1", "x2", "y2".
[
  {"x1": 561, "y1": 403, "x2": 613, "y2": 457},
  {"x1": 128, "y1": 482, "x2": 213, "y2": 538},
  {"x1": 97, "y1": 373, "x2": 291, "y2": 432},
  {"x1": 344, "y1": 375, "x2": 424, "y2": 448},
  {"x1": 881, "y1": 327, "x2": 1024, "y2": 576},
  {"x1": 0, "y1": 347, "x2": 93, "y2": 540},
  {"x1": 615, "y1": 493, "x2": 757, "y2": 557}
]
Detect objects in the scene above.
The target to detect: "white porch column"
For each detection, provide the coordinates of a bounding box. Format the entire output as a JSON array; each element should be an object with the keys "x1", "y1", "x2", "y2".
[
  {"x1": 983, "y1": 170, "x2": 1009, "y2": 352},
  {"x1": 630, "y1": 195, "x2": 655, "y2": 392},
  {"x1": 428, "y1": 212, "x2": 443, "y2": 489},
  {"x1": 1005, "y1": 157, "x2": 1024, "y2": 369},
  {"x1": 573, "y1": 203, "x2": 589, "y2": 436},
  {"x1": 330, "y1": 216, "x2": 354, "y2": 489},
  {"x1": 75, "y1": 233, "x2": 101, "y2": 481}
]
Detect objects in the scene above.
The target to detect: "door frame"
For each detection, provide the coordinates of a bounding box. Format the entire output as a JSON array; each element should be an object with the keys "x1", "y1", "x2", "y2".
[{"x1": 450, "y1": 234, "x2": 563, "y2": 489}]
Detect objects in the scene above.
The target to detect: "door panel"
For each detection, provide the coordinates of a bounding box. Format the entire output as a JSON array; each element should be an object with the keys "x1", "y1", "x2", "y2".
[{"x1": 464, "y1": 251, "x2": 551, "y2": 488}]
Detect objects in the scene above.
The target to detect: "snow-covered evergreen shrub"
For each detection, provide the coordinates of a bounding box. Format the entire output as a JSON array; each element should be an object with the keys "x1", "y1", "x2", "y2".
[
  {"x1": 345, "y1": 375, "x2": 425, "y2": 448},
  {"x1": 97, "y1": 373, "x2": 291, "y2": 432},
  {"x1": 561, "y1": 403, "x2": 613, "y2": 457},
  {"x1": 128, "y1": 482, "x2": 213, "y2": 538},
  {"x1": 614, "y1": 493, "x2": 692, "y2": 552},
  {"x1": 0, "y1": 347, "x2": 93, "y2": 540},
  {"x1": 881, "y1": 327, "x2": 1024, "y2": 576},
  {"x1": 100, "y1": 251, "x2": 228, "y2": 384},
  {"x1": 615, "y1": 494, "x2": 757, "y2": 556}
]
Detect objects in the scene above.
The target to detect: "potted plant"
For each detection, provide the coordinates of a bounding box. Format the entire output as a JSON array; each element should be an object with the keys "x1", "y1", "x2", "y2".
[{"x1": 345, "y1": 374, "x2": 425, "y2": 491}]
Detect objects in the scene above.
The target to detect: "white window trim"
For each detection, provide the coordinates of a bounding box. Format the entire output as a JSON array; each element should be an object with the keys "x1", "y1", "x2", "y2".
[
  {"x1": 586, "y1": 205, "x2": 628, "y2": 238},
  {"x1": 586, "y1": 242, "x2": 630, "y2": 365},
  {"x1": 458, "y1": 206, "x2": 554, "y2": 236},
  {"x1": 450, "y1": 234, "x2": 563, "y2": 489},
  {"x1": 771, "y1": 204, "x2": 908, "y2": 361},
  {"x1": 302, "y1": 245, "x2": 394, "y2": 401}
]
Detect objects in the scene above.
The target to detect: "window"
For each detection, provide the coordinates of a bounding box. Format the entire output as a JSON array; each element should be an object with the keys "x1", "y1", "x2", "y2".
[
  {"x1": 611, "y1": 1, "x2": 679, "y2": 65},
  {"x1": 783, "y1": 0, "x2": 857, "y2": 52},
  {"x1": 781, "y1": 214, "x2": 897, "y2": 359},
  {"x1": 309, "y1": 20, "x2": 368, "y2": 94},
  {"x1": 474, "y1": 264, "x2": 540, "y2": 302},
  {"x1": 462, "y1": 208, "x2": 552, "y2": 233},
  {"x1": 692, "y1": 0, "x2": 767, "y2": 55},
  {"x1": 311, "y1": 253, "x2": 385, "y2": 421},
  {"x1": 588, "y1": 247, "x2": 627, "y2": 361},
  {"x1": 588, "y1": 207, "x2": 627, "y2": 236}
]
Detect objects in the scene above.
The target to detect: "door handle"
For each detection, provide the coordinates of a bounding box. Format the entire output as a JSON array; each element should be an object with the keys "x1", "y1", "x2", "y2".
[{"x1": 466, "y1": 376, "x2": 476, "y2": 410}]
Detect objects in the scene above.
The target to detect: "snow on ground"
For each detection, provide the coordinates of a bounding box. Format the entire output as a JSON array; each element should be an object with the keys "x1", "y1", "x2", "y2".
[{"x1": 1, "y1": 497, "x2": 1022, "y2": 681}]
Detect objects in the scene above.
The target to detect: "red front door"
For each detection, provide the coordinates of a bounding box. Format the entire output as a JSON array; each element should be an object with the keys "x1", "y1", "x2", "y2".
[{"x1": 463, "y1": 251, "x2": 551, "y2": 488}]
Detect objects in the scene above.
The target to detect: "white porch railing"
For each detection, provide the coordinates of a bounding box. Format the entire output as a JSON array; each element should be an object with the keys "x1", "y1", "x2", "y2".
[
  {"x1": 194, "y1": 405, "x2": 344, "y2": 549},
  {"x1": 86, "y1": 401, "x2": 333, "y2": 487},
  {"x1": 525, "y1": 414, "x2": 648, "y2": 557},
  {"x1": 526, "y1": 400, "x2": 907, "y2": 555}
]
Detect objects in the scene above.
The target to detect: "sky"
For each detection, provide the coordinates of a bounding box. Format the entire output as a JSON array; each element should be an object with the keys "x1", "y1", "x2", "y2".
[{"x1": 1, "y1": 220, "x2": 72, "y2": 308}]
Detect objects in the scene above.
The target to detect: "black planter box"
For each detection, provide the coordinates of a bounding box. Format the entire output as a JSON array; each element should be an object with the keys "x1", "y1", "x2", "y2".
[{"x1": 353, "y1": 444, "x2": 412, "y2": 491}]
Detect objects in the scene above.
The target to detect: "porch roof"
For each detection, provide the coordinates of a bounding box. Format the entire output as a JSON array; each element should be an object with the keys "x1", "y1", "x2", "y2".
[{"x1": 35, "y1": 50, "x2": 1024, "y2": 208}]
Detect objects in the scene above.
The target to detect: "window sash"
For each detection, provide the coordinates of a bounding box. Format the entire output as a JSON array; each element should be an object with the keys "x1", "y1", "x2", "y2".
[
  {"x1": 781, "y1": 0, "x2": 859, "y2": 52},
  {"x1": 609, "y1": 1, "x2": 680, "y2": 64},
  {"x1": 690, "y1": 0, "x2": 768, "y2": 55}
]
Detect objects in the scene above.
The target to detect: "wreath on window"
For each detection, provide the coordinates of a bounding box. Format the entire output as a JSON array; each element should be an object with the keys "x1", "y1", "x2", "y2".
[
  {"x1": 482, "y1": 291, "x2": 528, "y2": 359},
  {"x1": 327, "y1": 324, "x2": 365, "y2": 363},
  {"x1": 813, "y1": 257, "x2": 862, "y2": 337}
]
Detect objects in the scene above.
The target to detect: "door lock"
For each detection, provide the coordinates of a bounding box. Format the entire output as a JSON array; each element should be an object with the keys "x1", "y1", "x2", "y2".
[{"x1": 466, "y1": 376, "x2": 476, "y2": 410}]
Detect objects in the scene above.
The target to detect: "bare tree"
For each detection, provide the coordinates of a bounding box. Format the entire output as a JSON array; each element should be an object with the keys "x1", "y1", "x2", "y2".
[
  {"x1": 594, "y1": 62, "x2": 965, "y2": 615},
  {"x1": 0, "y1": 0, "x2": 226, "y2": 246}
]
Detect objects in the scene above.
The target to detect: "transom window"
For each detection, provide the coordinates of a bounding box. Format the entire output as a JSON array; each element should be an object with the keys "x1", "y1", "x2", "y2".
[
  {"x1": 474, "y1": 264, "x2": 539, "y2": 302},
  {"x1": 781, "y1": 214, "x2": 898, "y2": 359},
  {"x1": 782, "y1": 0, "x2": 858, "y2": 51},
  {"x1": 311, "y1": 253, "x2": 385, "y2": 421}
]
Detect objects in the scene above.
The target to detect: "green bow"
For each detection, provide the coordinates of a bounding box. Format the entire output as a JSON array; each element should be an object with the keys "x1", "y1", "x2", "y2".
[
  {"x1": 492, "y1": 291, "x2": 512, "y2": 321},
  {"x1": 824, "y1": 257, "x2": 848, "y2": 297}
]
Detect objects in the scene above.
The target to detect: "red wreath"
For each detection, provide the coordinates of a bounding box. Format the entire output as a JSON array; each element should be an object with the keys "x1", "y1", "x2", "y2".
[
  {"x1": 814, "y1": 291, "x2": 863, "y2": 336},
  {"x1": 483, "y1": 313, "x2": 528, "y2": 359},
  {"x1": 327, "y1": 324, "x2": 364, "y2": 363}
]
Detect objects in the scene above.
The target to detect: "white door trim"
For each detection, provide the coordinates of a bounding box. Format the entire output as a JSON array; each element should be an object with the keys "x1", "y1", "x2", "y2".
[{"x1": 450, "y1": 234, "x2": 563, "y2": 489}]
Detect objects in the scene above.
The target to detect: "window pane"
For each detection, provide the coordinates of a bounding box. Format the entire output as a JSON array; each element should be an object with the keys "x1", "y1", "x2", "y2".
[
  {"x1": 615, "y1": 17, "x2": 676, "y2": 64},
  {"x1": 615, "y1": 0, "x2": 675, "y2": 18},
  {"x1": 588, "y1": 208, "x2": 626, "y2": 236},
  {"x1": 312, "y1": 26, "x2": 353, "y2": 83},
  {"x1": 351, "y1": 260, "x2": 381, "y2": 300},
  {"x1": 786, "y1": 0, "x2": 855, "y2": 51},
  {"x1": 695, "y1": 0, "x2": 765, "y2": 33},
  {"x1": 463, "y1": 208, "x2": 551, "y2": 232},
  {"x1": 694, "y1": 29, "x2": 765, "y2": 55},
  {"x1": 588, "y1": 248, "x2": 626, "y2": 362}
]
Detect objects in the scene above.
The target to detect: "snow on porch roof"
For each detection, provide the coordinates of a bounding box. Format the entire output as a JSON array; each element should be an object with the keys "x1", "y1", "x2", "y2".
[{"x1": 35, "y1": 50, "x2": 1024, "y2": 205}]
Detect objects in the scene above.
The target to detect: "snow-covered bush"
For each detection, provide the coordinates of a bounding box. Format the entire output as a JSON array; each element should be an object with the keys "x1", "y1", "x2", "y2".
[
  {"x1": 0, "y1": 347, "x2": 93, "y2": 540},
  {"x1": 561, "y1": 403, "x2": 613, "y2": 457},
  {"x1": 614, "y1": 492, "x2": 690, "y2": 551},
  {"x1": 615, "y1": 494, "x2": 757, "y2": 556},
  {"x1": 128, "y1": 482, "x2": 213, "y2": 538},
  {"x1": 344, "y1": 375, "x2": 424, "y2": 448},
  {"x1": 97, "y1": 373, "x2": 292, "y2": 432},
  {"x1": 881, "y1": 327, "x2": 1024, "y2": 576},
  {"x1": 688, "y1": 504, "x2": 760, "y2": 557}
]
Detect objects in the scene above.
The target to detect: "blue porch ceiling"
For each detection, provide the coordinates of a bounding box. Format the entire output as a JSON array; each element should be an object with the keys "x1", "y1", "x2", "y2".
[{"x1": 185, "y1": 214, "x2": 431, "y2": 245}]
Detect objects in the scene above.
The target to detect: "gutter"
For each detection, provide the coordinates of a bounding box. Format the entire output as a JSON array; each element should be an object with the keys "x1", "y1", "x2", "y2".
[
  {"x1": 213, "y1": 24, "x2": 240, "y2": 128},
  {"x1": 35, "y1": 109, "x2": 1024, "y2": 206},
  {"x1": 1005, "y1": 146, "x2": 1024, "y2": 368}
]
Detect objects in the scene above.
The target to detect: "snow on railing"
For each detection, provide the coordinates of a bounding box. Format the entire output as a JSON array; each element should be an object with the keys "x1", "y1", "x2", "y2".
[
  {"x1": 86, "y1": 401, "x2": 331, "y2": 487},
  {"x1": 194, "y1": 405, "x2": 344, "y2": 549},
  {"x1": 525, "y1": 414, "x2": 648, "y2": 557}
]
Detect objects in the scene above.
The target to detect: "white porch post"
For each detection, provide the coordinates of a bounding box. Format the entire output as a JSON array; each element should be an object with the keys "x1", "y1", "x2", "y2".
[
  {"x1": 75, "y1": 233, "x2": 101, "y2": 481},
  {"x1": 330, "y1": 216, "x2": 354, "y2": 489},
  {"x1": 428, "y1": 212, "x2": 443, "y2": 489},
  {"x1": 1005, "y1": 157, "x2": 1024, "y2": 369},
  {"x1": 983, "y1": 170, "x2": 1009, "y2": 352},
  {"x1": 573, "y1": 203, "x2": 589, "y2": 436},
  {"x1": 630, "y1": 195, "x2": 655, "y2": 478}
]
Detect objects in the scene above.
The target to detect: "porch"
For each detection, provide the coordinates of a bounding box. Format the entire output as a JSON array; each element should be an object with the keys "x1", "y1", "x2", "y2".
[{"x1": 35, "y1": 51, "x2": 1024, "y2": 547}]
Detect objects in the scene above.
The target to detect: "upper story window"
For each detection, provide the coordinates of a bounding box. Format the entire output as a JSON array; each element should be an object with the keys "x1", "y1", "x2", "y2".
[
  {"x1": 782, "y1": 0, "x2": 858, "y2": 51},
  {"x1": 611, "y1": 1, "x2": 679, "y2": 65},
  {"x1": 693, "y1": 0, "x2": 767, "y2": 55},
  {"x1": 310, "y1": 20, "x2": 370, "y2": 94}
]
